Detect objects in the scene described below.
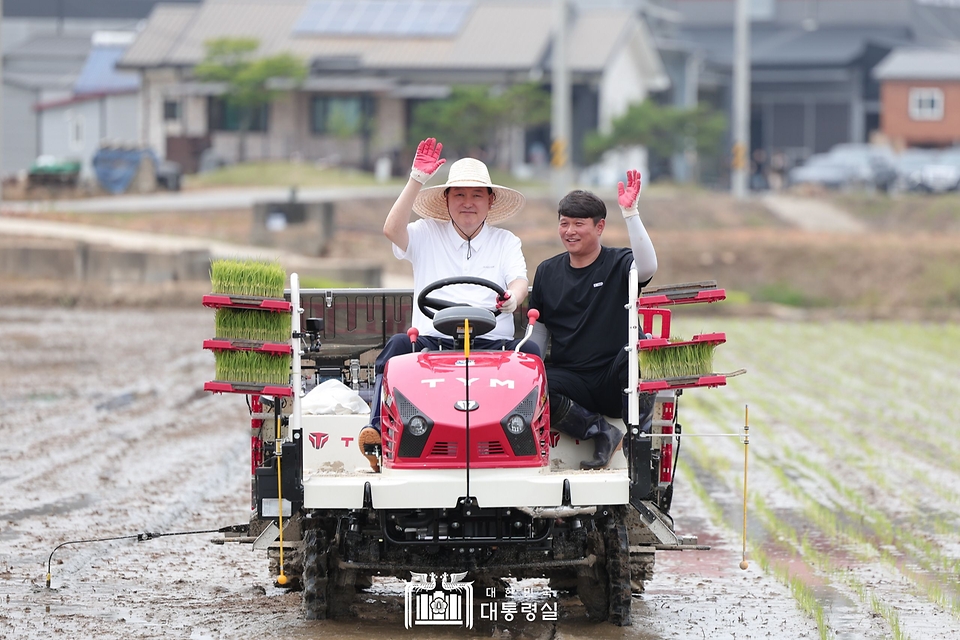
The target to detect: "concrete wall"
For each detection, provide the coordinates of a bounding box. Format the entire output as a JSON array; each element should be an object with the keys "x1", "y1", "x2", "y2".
[
  {"x1": 0, "y1": 237, "x2": 382, "y2": 287},
  {"x1": 0, "y1": 238, "x2": 211, "y2": 283}
]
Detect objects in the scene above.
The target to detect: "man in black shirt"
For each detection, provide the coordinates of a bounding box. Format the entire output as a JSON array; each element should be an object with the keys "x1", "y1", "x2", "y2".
[{"x1": 529, "y1": 170, "x2": 657, "y2": 469}]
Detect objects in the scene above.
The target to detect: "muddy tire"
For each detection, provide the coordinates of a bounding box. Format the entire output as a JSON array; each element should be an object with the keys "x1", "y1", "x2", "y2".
[
  {"x1": 605, "y1": 522, "x2": 632, "y2": 626},
  {"x1": 576, "y1": 517, "x2": 633, "y2": 625},
  {"x1": 301, "y1": 520, "x2": 355, "y2": 620},
  {"x1": 576, "y1": 529, "x2": 609, "y2": 621},
  {"x1": 302, "y1": 526, "x2": 329, "y2": 620}
]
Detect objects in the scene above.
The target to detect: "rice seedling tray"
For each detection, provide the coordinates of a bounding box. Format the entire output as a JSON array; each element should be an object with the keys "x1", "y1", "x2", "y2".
[
  {"x1": 202, "y1": 294, "x2": 291, "y2": 312},
  {"x1": 639, "y1": 332, "x2": 726, "y2": 350},
  {"x1": 638, "y1": 281, "x2": 726, "y2": 308},
  {"x1": 203, "y1": 339, "x2": 292, "y2": 355},
  {"x1": 204, "y1": 381, "x2": 293, "y2": 397}
]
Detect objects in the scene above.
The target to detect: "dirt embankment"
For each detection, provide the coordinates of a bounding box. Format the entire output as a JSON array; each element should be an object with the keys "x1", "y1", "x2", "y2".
[{"x1": 3, "y1": 189, "x2": 959, "y2": 316}]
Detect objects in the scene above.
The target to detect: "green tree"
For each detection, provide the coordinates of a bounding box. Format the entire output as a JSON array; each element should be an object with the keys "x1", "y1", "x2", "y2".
[
  {"x1": 194, "y1": 37, "x2": 307, "y2": 162},
  {"x1": 409, "y1": 82, "x2": 550, "y2": 165},
  {"x1": 584, "y1": 100, "x2": 726, "y2": 181}
]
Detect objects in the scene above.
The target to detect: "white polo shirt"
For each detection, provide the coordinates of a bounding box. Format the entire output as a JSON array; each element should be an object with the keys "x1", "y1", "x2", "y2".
[{"x1": 394, "y1": 218, "x2": 528, "y2": 339}]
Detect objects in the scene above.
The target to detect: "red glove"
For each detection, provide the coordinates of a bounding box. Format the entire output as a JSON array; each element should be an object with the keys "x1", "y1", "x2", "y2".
[
  {"x1": 618, "y1": 169, "x2": 642, "y2": 218},
  {"x1": 410, "y1": 138, "x2": 446, "y2": 184},
  {"x1": 496, "y1": 291, "x2": 518, "y2": 314}
]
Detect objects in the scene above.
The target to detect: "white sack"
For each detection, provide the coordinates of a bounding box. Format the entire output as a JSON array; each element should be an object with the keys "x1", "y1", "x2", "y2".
[{"x1": 302, "y1": 379, "x2": 370, "y2": 415}]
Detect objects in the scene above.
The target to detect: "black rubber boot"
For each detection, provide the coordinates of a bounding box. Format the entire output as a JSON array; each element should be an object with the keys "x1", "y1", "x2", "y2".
[
  {"x1": 550, "y1": 394, "x2": 622, "y2": 470},
  {"x1": 580, "y1": 418, "x2": 623, "y2": 470}
]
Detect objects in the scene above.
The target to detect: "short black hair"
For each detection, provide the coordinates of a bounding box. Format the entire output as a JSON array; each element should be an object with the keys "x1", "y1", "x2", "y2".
[{"x1": 558, "y1": 189, "x2": 606, "y2": 224}]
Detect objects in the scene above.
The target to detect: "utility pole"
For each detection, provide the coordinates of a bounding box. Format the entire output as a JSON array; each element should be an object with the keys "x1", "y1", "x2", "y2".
[
  {"x1": 550, "y1": 0, "x2": 572, "y2": 202},
  {"x1": 731, "y1": 0, "x2": 750, "y2": 199},
  {"x1": 0, "y1": 0, "x2": 4, "y2": 204}
]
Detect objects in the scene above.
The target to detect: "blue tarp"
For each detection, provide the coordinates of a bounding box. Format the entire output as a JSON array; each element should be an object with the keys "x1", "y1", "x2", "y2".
[{"x1": 92, "y1": 148, "x2": 158, "y2": 195}]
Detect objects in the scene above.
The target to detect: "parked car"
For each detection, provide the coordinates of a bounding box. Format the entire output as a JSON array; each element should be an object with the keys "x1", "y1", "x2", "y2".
[
  {"x1": 893, "y1": 148, "x2": 960, "y2": 193},
  {"x1": 788, "y1": 144, "x2": 896, "y2": 191}
]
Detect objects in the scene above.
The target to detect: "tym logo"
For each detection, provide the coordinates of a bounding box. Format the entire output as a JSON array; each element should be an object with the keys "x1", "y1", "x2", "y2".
[
  {"x1": 422, "y1": 378, "x2": 515, "y2": 389},
  {"x1": 309, "y1": 432, "x2": 329, "y2": 449}
]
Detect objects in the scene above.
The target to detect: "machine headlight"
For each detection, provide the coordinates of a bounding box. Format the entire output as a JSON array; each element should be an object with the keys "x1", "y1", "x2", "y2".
[
  {"x1": 505, "y1": 414, "x2": 527, "y2": 435},
  {"x1": 408, "y1": 415, "x2": 429, "y2": 437}
]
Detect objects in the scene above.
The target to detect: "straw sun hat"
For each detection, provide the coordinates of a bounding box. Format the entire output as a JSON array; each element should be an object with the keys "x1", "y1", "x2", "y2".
[{"x1": 412, "y1": 158, "x2": 525, "y2": 225}]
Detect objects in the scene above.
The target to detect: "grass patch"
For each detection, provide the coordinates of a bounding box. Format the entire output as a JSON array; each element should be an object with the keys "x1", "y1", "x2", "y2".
[
  {"x1": 210, "y1": 258, "x2": 286, "y2": 298},
  {"x1": 214, "y1": 308, "x2": 289, "y2": 343},
  {"x1": 186, "y1": 161, "x2": 400, "y2": 189},
  {"x1": 214, "y1": 350, "x2": 291, "y2": 385},
  {"x1": 753, "y1": 282, "x2": 826, "y2": 307}
]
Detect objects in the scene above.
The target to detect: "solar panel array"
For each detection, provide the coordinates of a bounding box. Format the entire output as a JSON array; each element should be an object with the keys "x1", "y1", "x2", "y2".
[{"x1": 293, "y1": 0, "x2": 475, "y2": 37}]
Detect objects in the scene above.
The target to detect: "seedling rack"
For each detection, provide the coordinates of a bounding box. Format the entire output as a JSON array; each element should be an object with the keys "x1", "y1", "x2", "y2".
[
  {"x1": 636, "y1": 281, "x2": 735, "y2": 393},
  {"x1": 203, "y1": 268, "x2": 294, "y2": 397}
]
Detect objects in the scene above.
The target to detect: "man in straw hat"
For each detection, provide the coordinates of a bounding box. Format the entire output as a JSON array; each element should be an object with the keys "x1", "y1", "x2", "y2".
[
  {"x1": 528, "y1": 170, "x2": 658, "y2": 470},
  {"x1": 358, "y1": 138, "x2": 538, "y2": 471}
]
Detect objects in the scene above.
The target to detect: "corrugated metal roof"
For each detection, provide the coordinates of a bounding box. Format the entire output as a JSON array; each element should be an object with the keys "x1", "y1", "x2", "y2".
[
  {"x1": 119, "y1": 4, "x2": 201, "y2": 67},
  {"x1": 873, "y1": 47, "x2": 960, "y2": 80},
  {"x1": 74, "y1": 45, "x2": 141, "y2": 94}
]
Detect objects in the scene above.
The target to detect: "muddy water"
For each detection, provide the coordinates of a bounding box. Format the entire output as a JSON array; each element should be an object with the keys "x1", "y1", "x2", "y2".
[{"x1": 0, "y1": 308, "x2": 816, "y2": 639}]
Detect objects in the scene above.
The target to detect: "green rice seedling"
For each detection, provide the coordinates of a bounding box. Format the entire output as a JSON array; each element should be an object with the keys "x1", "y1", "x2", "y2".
[
  {"x1": 214, "y1": 350, "x2": 291, "y2": 385},
  {"x1": 215, "y1": 308, "x2": 289, "y2": 343},
  {"x1": 639, "y1": 337, "x2": 717, "y2": 380},
  {"x1": 210, "y1": 258, "x2": 286, "y2": 298}
]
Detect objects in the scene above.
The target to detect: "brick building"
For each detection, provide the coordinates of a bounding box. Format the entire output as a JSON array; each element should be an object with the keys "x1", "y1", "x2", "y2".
[{"x1": 873, "y1": 48, "x2": 960, "y2": 148}]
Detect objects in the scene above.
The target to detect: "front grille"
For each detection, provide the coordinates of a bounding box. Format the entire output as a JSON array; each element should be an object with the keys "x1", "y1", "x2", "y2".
[
  {"x1": 477, "y1": 440, "x2": 506, "y2": 456},
  {"x1": 430, "y1": 441, "x2": 458, "y2": 456}
]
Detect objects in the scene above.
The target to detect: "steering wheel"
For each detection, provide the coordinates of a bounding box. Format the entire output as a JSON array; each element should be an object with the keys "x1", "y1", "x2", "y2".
[{"x1": 417, "y1": 276, "x2": 505, "y2": 320}]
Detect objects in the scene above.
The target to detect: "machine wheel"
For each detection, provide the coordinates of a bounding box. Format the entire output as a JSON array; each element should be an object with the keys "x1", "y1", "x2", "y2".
[
  {"x1": 576, "y1": 515, "x2": 633, "y2": 625},
  {"x1": 605, "y1": 521, "x2": 632, "y2": 626},
  {"x1": 576, "y1": 529, "x2": 609, "y2": 621},
  {"x1": 301, "y1": 520, "x2": 357, "y2": 619}
]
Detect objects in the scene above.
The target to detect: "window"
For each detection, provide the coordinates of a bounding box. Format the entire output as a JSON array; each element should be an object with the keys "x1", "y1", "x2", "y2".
[
  {"x1": 310, "y1": 96, "x2": 374, "y2": 136},
  {"x1": 207, "y1": 97, "x2": 269, "y2": 132},
  {"x1": 909, "y1": 88, "x2": 944, "y2": 121},
  {"x1": 163, "y1": 100, "x2": 181, "y2": 122}
]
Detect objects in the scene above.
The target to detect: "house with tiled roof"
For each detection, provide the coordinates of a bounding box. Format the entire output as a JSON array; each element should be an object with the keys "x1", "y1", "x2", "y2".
[
  {"x1": 117, "y1": 0, "x2": 669, "y2": 172},
  {"x1": 873, "y1": 47, "x2": 960, "y2": 148}
]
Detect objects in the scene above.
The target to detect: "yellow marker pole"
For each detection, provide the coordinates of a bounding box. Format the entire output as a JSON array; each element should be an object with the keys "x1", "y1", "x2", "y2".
[
  {"x1": 740, "y1": 404, "x2": 750, "y2": 570},
  {"x1": 463, "y1": 319, "x2": 470, "y2": 358}
]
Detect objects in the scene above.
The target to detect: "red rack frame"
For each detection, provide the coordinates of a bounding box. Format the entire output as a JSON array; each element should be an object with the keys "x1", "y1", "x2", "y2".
[
  {"x1": 202, "y1": 294, "x2": 291, "y2": 312},
  {"x1": 204, "y1": 381, "x2": 293, "y2": 396},
  {"x1": 202, "y1": 339, "x2": 292, "y2": 355}
]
